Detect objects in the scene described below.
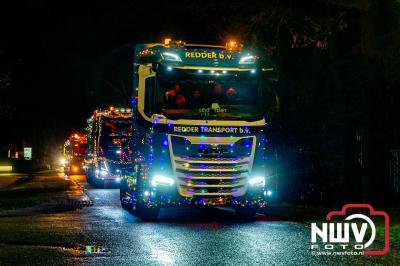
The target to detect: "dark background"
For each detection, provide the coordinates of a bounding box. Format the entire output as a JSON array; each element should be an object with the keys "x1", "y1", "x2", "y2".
[{"x1": 1, "y1": 0, "x2": 400, "y2": 206}]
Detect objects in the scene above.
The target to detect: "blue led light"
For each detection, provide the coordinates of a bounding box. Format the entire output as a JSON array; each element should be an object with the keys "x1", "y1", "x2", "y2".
[{"x1": 162, "y1": 139, "x2": 168, "y2": 146}]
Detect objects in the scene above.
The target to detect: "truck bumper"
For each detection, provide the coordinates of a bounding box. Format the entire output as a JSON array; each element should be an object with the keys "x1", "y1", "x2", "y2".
[{"x1": 141, "y1": 187, "x2": 268, "y2": 208}]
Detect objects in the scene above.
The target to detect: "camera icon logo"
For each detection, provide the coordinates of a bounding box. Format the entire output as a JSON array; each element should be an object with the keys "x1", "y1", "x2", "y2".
[{"x1": 311, "y1": 204, "x2": 389, "y2": 256}]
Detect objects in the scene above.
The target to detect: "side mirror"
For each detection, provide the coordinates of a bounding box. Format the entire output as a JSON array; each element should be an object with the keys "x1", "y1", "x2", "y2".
[{"x1": 151, "y1": 62, "x2": 159, "y2": 72}]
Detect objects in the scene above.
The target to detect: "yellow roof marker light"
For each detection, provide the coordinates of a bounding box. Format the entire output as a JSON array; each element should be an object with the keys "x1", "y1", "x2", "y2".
[
  {"x1": 226, "y1": 40, "x2": 241, "y2": 51},
  {"x1": 164, "y1": 38, "x2": 172, "y2": 45}
]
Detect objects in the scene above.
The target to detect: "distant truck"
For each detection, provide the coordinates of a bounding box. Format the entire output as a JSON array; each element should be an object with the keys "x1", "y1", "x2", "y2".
[
  {"x1": 85, "y1": 107, "x2": 133, "y2": 187},
  {"x1": 63, "y1": 133, "x2": 87, "y2": 174},
  {"x1": 120, "y1": 39, "x2": 275, "y2": 220}
]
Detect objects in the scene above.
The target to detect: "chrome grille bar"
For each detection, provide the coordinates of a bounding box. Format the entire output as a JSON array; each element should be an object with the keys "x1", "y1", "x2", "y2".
[{"x1": 168, "y1": 134, "x2": 256, "y2": 197}]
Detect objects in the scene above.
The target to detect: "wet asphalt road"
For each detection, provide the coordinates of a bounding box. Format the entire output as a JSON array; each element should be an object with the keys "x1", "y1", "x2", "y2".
[{"x1": 0, "y1": 175, "x2": 394, "y2": 265}]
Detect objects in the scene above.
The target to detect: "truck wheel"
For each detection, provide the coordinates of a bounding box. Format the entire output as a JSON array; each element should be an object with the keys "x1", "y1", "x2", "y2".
[
  {"x1": 137, "y1": 203, "x2": 159, "y2": 221},
  {"x1": 86, "y1": 168, "x2": 95, "y2": 185},
  {"x1": 120, "y1": 188, "x2": 134, "y2": 211},
  {"x1": 235, "y1": 206, "x2": 257, "y2": 221},
  {"x1": 87, "y1": 174, "x2": 104, "y2": 188},
  {"x1": 86, "y1": 174, "x2": 94, "y2": 186}
]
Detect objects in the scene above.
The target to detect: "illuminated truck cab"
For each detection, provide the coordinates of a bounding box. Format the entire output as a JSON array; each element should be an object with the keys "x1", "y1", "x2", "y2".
[
  {"x1": 85, "y1": 107, "x2": 133, "y2": 188},
  {"x1": 121, "y1": 40, "x2": 274, "y2": 220},
  {"x1": 63, "y1": 133, "x2": 87, "y2": 175}
]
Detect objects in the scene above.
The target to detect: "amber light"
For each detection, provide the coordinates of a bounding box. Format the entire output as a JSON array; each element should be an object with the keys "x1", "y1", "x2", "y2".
[
  {"x1": 226, "y1": 40, "x2": 239, "y2": 51},
  {"x1": 164, "y1": 38, "x2": 172, "y2": 45}
]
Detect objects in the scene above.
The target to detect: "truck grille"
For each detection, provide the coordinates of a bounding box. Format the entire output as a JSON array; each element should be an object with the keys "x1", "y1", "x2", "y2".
[{"x1": 168, "y1": 135, "x2": 255, "y2": 197}]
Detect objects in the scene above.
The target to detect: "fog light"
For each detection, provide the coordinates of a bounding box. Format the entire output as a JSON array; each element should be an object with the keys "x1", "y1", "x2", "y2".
[
  {"x1": 151, "y1": 175, "x2": 174, "y2": 186},
  {"x1": 248, "y1": 176, "x2": 265, "y2": 186}
]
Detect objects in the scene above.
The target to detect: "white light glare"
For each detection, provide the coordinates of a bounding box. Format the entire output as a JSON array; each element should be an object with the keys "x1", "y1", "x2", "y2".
[
  {"x1": 222, "y1": 70, "x2": 227, "y2": 74},
  {"x1": 167, "y1": 66, "x2": 173, "y2": 71},
  {"x1": 198, "y1": 69, "x2": 203, "y2": 73},
  {"x1": 251, "y1": 69, "x2": 256, "y2": 74},
  {"x1": 151, "y1": 175, "x2": 175, "y2": 186},
  {"x1": 267, "y1": 190, "x2": 273, "y2": 196},
  {"x1": 249, "y1": 176, "x2": 265, "y2": 186},
  {"x1": 239, "y1": 55, "x2": 256, "y2": 64},
  {"x1": 100, "y1": 170, "x2": 108, "y2": 176},
  {"x1": 162, "y1": 52, "x2": 182, "y2": 62}
]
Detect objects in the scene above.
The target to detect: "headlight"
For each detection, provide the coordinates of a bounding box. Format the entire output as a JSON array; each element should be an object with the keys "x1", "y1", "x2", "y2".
[
  {"x1": 151, "y1": 175, "x2": 175, "y2": 186},
  {"x1": 248, "y1": 176, "x2": 265, "y2": 186}
]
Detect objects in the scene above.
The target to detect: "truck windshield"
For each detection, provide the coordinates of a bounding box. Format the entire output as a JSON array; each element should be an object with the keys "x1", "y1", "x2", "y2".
[
  {"x1": 155, "y1": 68, "x2": 265, "y2": 121},
  {"x1": 71, "y1": 144, "x2": 86, "y2": 157},
  {"x1": 99, "y1": 118, "x2": 132, "y2": 162}
]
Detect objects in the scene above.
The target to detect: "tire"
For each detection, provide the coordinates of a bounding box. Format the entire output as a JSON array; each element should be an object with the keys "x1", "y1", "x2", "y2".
[
  {"x1": 87, "y1": 175, "x2": 104, "y2": 188},
  {"x1": 137, "y1": 202, "x2": 159, "y2": 221},
  {"x1": 87, "y1": 167, "x2": 104, "y2": 188},
  {"x1": 86, "y1": 167, "x2": 95, "y2": 185},
  {"x1": 120, "y1": 187, "x2": 134, "y2": 211},
  {"x1": 235, "y1": 206, "x2": 257, "y2": 221}
]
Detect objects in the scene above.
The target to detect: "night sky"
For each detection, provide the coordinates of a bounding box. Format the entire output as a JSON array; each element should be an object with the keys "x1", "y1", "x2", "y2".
[{"x1": 1, "y1": 0, "x2": 245, "y2": 157}]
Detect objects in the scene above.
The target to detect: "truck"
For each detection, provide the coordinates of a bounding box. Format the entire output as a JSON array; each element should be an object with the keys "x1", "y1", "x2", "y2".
[
  {"x1": 120, "y1": 39, "x2": 275, "y2": 220},
  {"x1": 85, "y1": 107, "x2": 133, "y2": 187},
  {"x1": 63, "y1": 133, "x2": 87, "y2": 174}
]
